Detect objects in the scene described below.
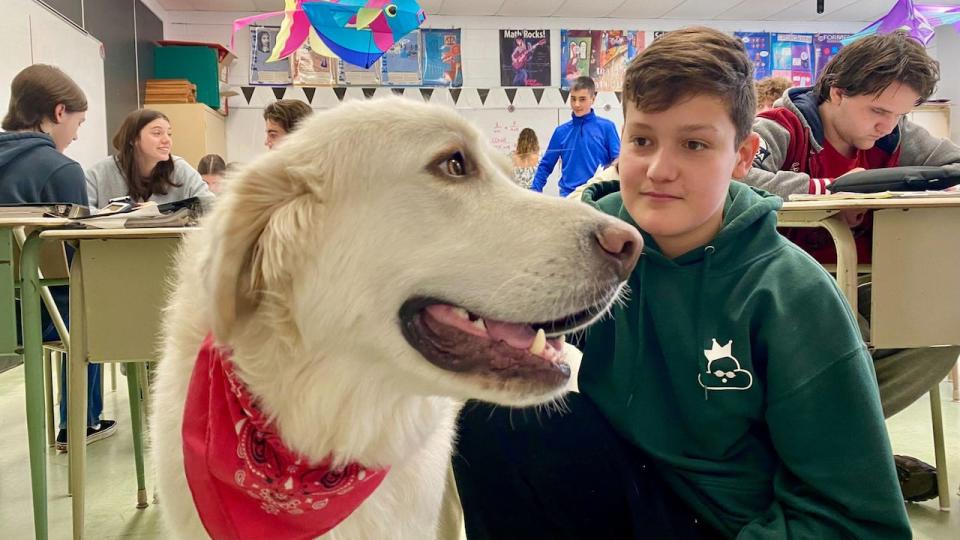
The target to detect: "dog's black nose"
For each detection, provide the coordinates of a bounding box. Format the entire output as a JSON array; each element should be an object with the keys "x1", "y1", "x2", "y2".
[{"x1": 595, "y1": 222, "x2": 642, "y2": 281}]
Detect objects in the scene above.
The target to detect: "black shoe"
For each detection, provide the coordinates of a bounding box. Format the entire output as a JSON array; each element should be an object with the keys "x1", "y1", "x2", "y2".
[
  {"x1": 55, "y1": 420, "x2": 118, "y2": 453},
  {"x1": 895, "y1": 454, "x2": 939, "y2": 502}
]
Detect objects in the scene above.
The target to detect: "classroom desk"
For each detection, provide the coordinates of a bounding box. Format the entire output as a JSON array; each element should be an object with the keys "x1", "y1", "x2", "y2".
[
  {"x1": 778, "y1": 196, "x2": 960, "y2": 510},
  {"x1": 18, "y1": 226, "x2": 193, "y2": 540}
]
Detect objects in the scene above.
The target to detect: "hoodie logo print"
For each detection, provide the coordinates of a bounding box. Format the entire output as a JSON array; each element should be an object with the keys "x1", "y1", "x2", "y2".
[
  {"x1": 753, "y1": 137, "x2": 771, "y2": 166},
  {"x1": 698, "y1": 339, "x2": 753, "y2": 391}
]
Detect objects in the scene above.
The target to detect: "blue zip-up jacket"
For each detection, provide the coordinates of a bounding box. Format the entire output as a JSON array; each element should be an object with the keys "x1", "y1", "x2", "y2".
[{"x1": 531, "y1": 109, "x2": 619, "y2": 196}]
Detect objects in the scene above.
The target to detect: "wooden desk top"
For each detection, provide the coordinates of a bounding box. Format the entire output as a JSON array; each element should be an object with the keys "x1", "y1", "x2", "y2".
[
  {"x1": 781, "y1": 196, "x2": 960, "y2": 212},
  {"x1": 0, "y1": 217, "x2": 72, "y2": 228},
  {"x1": 40, "y1": 227, "x2": 198, "y2": 240}
]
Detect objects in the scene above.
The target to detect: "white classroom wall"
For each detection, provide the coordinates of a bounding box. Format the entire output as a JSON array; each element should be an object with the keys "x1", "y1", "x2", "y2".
[{"x1": 160, "y1": 11, "x2": 957, "y2": 194}]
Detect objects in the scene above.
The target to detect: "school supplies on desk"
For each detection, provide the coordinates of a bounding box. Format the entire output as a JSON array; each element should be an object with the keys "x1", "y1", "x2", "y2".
[{"x1": 71, "y1": 198, "x2": 204, "y2": 229}]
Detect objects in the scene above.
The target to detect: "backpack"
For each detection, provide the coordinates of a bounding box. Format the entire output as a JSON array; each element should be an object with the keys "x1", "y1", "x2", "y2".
[{"x1": 894, "y1": 455, "x2": 938, "y2": 502}]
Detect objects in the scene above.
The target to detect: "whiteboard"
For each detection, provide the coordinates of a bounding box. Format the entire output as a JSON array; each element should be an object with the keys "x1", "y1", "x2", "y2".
[
  {"x1": 460, "y1": 108, "x2": 565, "y2": 195},
  {"x1": 0, "y1": 0, "x2": 108, "y2": 170}
]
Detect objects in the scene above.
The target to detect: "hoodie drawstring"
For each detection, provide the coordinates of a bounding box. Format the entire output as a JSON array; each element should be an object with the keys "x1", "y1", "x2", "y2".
[{"x1": 699, "y1": 245, "x2": 716, "y2": 400}]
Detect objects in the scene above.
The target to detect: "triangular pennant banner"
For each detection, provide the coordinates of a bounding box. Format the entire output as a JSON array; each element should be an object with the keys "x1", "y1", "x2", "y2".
[
  {"x1": 504, "y1": 88, "x2": 517, "y2": 104},
  {"x1": 533, "y1": 88, "x2": 544, "y2": 104},
  {"x1": 334, "y1": 87, "x2": 347, "y2": 101},
  {"x1": 615, "y1": 91, "x2": 622, "y2": 104},
  {"x1": 362, "y1": 87, "x2": 377, "y2": 99},
  {"x1": 241, "y1": 86, "x2": 256, "y2": 104},
  {"x1": 391, "y1": 88, "x2": 404, "y2": 96},
  {"x1": 272, "y1": 87, "x2": 287, "y2": 100},
  {"x1": 477, "y1": 88, "x2": 490, "y2": 105},
  {"x1": 420, "y1": 88, "x2": 434, "y2": 101},
  {"x1": 560, "y1": 89, "x2": 570, "y2": 103},
  {"x1": 302, "y1": 87, "x2": 316, "y2": 104},
  {"x1": 450, "y1": 88, "x2": 461, "y2": 105}
]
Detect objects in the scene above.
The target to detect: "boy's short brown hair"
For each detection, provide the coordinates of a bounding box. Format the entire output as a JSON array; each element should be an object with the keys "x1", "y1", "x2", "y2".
[
  {"x1": 3, "y1": 64, "x2": 87, "y2": 131},
  {"x1": 814, "y1": 32, "x2": 939, "y2": 105},
  {"x1": 623, "y1": 27, "x2": 755, "y2": 146},
  {"x1": 263, "y1": 99, "x2": 314, "y2": 133}
]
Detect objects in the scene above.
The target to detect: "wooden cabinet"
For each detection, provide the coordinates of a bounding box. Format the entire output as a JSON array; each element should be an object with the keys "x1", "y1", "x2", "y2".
[
  {"x1": 908, "y1": 103, "x2": 952, "y2": 140},
  {"x1": 144, "y1": 103, "x2": 226, "y2": 170}
]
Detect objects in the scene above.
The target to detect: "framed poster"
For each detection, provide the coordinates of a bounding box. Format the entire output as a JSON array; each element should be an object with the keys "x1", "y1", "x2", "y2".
[
  {"x1": 421, "y1": 29, "x2": 462, "y2": 87},
  {"x1": 250, "y1": 26, "x2": 293, "y2": 85},
  {"x1": 382, "y1": 30, "x2": 422, "y2": 86},
  {"x1": 500, "y1": 29, "x2": 550, "y2": 87},
  {"x1": 735, "y1": 32, "x2": 772, "y2": 80},
  {"x1": 290, "y1": 42, "x2": 338, "y2": 86}
]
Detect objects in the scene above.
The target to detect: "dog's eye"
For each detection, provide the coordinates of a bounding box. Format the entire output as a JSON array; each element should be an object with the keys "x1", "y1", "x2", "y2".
[{"x1": 444, "y1": 152, "x2": 466, "y2": 177}]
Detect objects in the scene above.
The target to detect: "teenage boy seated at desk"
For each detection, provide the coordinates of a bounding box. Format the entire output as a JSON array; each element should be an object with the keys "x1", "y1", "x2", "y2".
[
  {"x1": 454, "y1": 27, "x2": 909, "y2": 540},
  {"x1": 745, "y1": 32, "x2": 960, "y2": 495}
]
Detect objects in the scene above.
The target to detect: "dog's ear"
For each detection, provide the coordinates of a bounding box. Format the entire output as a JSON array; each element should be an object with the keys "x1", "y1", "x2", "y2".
[{"x1": 204, "y1": 159, "x2": 322, "y2": 341}]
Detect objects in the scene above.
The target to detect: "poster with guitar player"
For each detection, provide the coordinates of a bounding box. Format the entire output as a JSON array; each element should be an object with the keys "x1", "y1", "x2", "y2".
[{"x1": 500, "y1": 29, "x2": 551, "y2": 87}]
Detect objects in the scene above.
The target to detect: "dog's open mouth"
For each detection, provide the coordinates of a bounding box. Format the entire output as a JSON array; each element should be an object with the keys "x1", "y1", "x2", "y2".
[{"x1": 400, "y1": 295, "x2": 614, "y2": 388}]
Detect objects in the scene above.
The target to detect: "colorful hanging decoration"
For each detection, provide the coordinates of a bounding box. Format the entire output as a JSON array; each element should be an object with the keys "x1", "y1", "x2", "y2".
[
  {"x1": 842, "y1": 0, "x2": 960, "y2": 46},
  {"x1": 232, "y1": 0, "x2": 426, "y2": 69}
]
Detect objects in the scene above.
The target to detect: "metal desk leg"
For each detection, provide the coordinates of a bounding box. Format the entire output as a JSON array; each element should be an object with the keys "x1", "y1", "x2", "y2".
[
  {"x1": 19, "y1": 231, "x2": 48, "y2": 540},
  {"x1": 68, "y1": 254, "x2": 88, "y2": 539},
  {"x1": 818, "y1": 215, "x2": 859, "y2": 315},
  {"x1": 929, "y1": 385, "x2": 951, "y2": 511}
]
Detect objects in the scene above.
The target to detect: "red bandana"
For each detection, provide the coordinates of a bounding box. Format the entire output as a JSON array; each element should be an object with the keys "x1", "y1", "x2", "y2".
[{"x1": 182, "y1": 334, "x2": 388, "y2": 540}]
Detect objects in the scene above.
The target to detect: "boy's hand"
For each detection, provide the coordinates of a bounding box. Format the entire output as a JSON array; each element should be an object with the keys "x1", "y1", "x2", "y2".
[{"x1": 837, "y1": 168, "x2": 867, "y2": 227}]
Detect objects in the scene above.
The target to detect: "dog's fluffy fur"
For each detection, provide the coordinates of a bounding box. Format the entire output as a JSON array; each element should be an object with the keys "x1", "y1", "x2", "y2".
[{"x1": 151, "y1": 98, "x2": 635, "y2": 539}]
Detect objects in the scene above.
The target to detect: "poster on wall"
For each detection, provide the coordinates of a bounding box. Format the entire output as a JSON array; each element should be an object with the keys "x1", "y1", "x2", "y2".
[
  {"x1": 500, "y1": 29, "x2": 551, "y2": 87},
  {"x1": 594, "y1": 30, "x2": 642, "y2": 91},
  {"x1": 338, "y1": 59, "x2": 382, "y2": 85},
  {"x1": 290, "y1": 42, "x2": 338, "y2": 86},
  {"x1": 381, "y1": 30, "x2": 422, "y2": 86},
  {"x1": 771, "y1": 33, "x2": 815, "y2": 87},
  {"x1": 421, "y1": 29, "x2": 462, "y2": 87},
  {"x1": 735, "y1": 32, "x2": 771, "y2": 80},
  {"x1": 814, "y1": 33, "x2": 851, "y2": 80},
  {"x1": 560, "y1": 30, "x2": 644, "y2": 91},
  {"x1": 250, "y1": 26, "x2": 293, "y2": 85},
  {"x1": 561, "y1": 30, "x2": 592, "y2": 88}
]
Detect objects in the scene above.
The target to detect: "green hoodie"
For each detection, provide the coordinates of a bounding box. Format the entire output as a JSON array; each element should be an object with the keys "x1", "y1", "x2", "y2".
[{"x1": 580, "y1": 180, "x2": 910, "y2": 539}]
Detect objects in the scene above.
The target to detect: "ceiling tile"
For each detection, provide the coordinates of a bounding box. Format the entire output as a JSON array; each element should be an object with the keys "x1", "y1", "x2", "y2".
[
  {"x1": 715, "y1": 0, "x2": 803, "y2": 21},
  {"x1": 497, "y1": 0, "x2": 565, "y2": 17},
  {"x1": 551, "y1": 0, "x2": 624, "y2": 18},
  {"x1": 437, "y1": 0, "x2": 504, "y2": 16},
  {"x1": 661, "y1": 0, "x2": 744, "y2": 20},
  {"x1": 608, "y1": 0, "x2": 686, "y2": 19}
]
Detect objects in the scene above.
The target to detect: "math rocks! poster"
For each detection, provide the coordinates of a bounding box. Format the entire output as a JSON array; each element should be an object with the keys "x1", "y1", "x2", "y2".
[{"x1": 500, "y1": 29, "x2": 551, "y2": 87}]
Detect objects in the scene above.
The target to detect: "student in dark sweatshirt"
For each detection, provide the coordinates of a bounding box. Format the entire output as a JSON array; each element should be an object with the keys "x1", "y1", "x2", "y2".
[
  {"x1": 0, "y1": 64, "x2": 116, "y2": 451},
  {"x1": 454, "y1": 28, "x2": 909, "y2": 539}
]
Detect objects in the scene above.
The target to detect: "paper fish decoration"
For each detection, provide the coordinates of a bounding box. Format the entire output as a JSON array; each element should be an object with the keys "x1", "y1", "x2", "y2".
[
  {"x1": 842, "y1": 0, "x2": 960, "y2": 46},
  {"x1": 232, "y1": 0, "x2": 426, "y2": 69}
]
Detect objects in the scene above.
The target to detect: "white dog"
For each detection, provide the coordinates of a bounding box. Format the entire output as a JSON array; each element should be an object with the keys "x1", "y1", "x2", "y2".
[{"x1": 151, "y1": 98, "x2": 641, "y2": 539}]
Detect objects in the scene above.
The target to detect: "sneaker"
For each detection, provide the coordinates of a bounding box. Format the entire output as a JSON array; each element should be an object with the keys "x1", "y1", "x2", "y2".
[{"x1": 55, "y1": 420, "x2": 118, "y2": 453}]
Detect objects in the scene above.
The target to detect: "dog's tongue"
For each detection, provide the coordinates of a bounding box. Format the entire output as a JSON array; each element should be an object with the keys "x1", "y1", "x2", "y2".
[{"x1": 424, "y1": 304, "x2": 536, "y2": 349}]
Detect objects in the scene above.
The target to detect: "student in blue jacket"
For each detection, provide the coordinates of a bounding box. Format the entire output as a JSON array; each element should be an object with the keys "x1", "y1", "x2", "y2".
[{"x1": 531, "y1": 76, "x2": 620, "y2": 196}]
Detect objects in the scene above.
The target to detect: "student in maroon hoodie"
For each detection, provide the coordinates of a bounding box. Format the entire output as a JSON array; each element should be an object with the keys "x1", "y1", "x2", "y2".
[{"x1": 744, "y1": 32, "x2": 959, "y2": 493}]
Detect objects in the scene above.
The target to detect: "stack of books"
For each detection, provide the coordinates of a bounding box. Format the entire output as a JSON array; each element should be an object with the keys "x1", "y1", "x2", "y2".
[{"x1": 144, "y1": 79, "x2": 197, "y2": 104}]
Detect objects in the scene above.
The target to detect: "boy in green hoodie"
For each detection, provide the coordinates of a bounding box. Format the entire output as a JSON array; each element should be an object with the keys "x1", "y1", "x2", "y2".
[{"x1": 453, "y1": 27, "x2": 910, "y2": 539}]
